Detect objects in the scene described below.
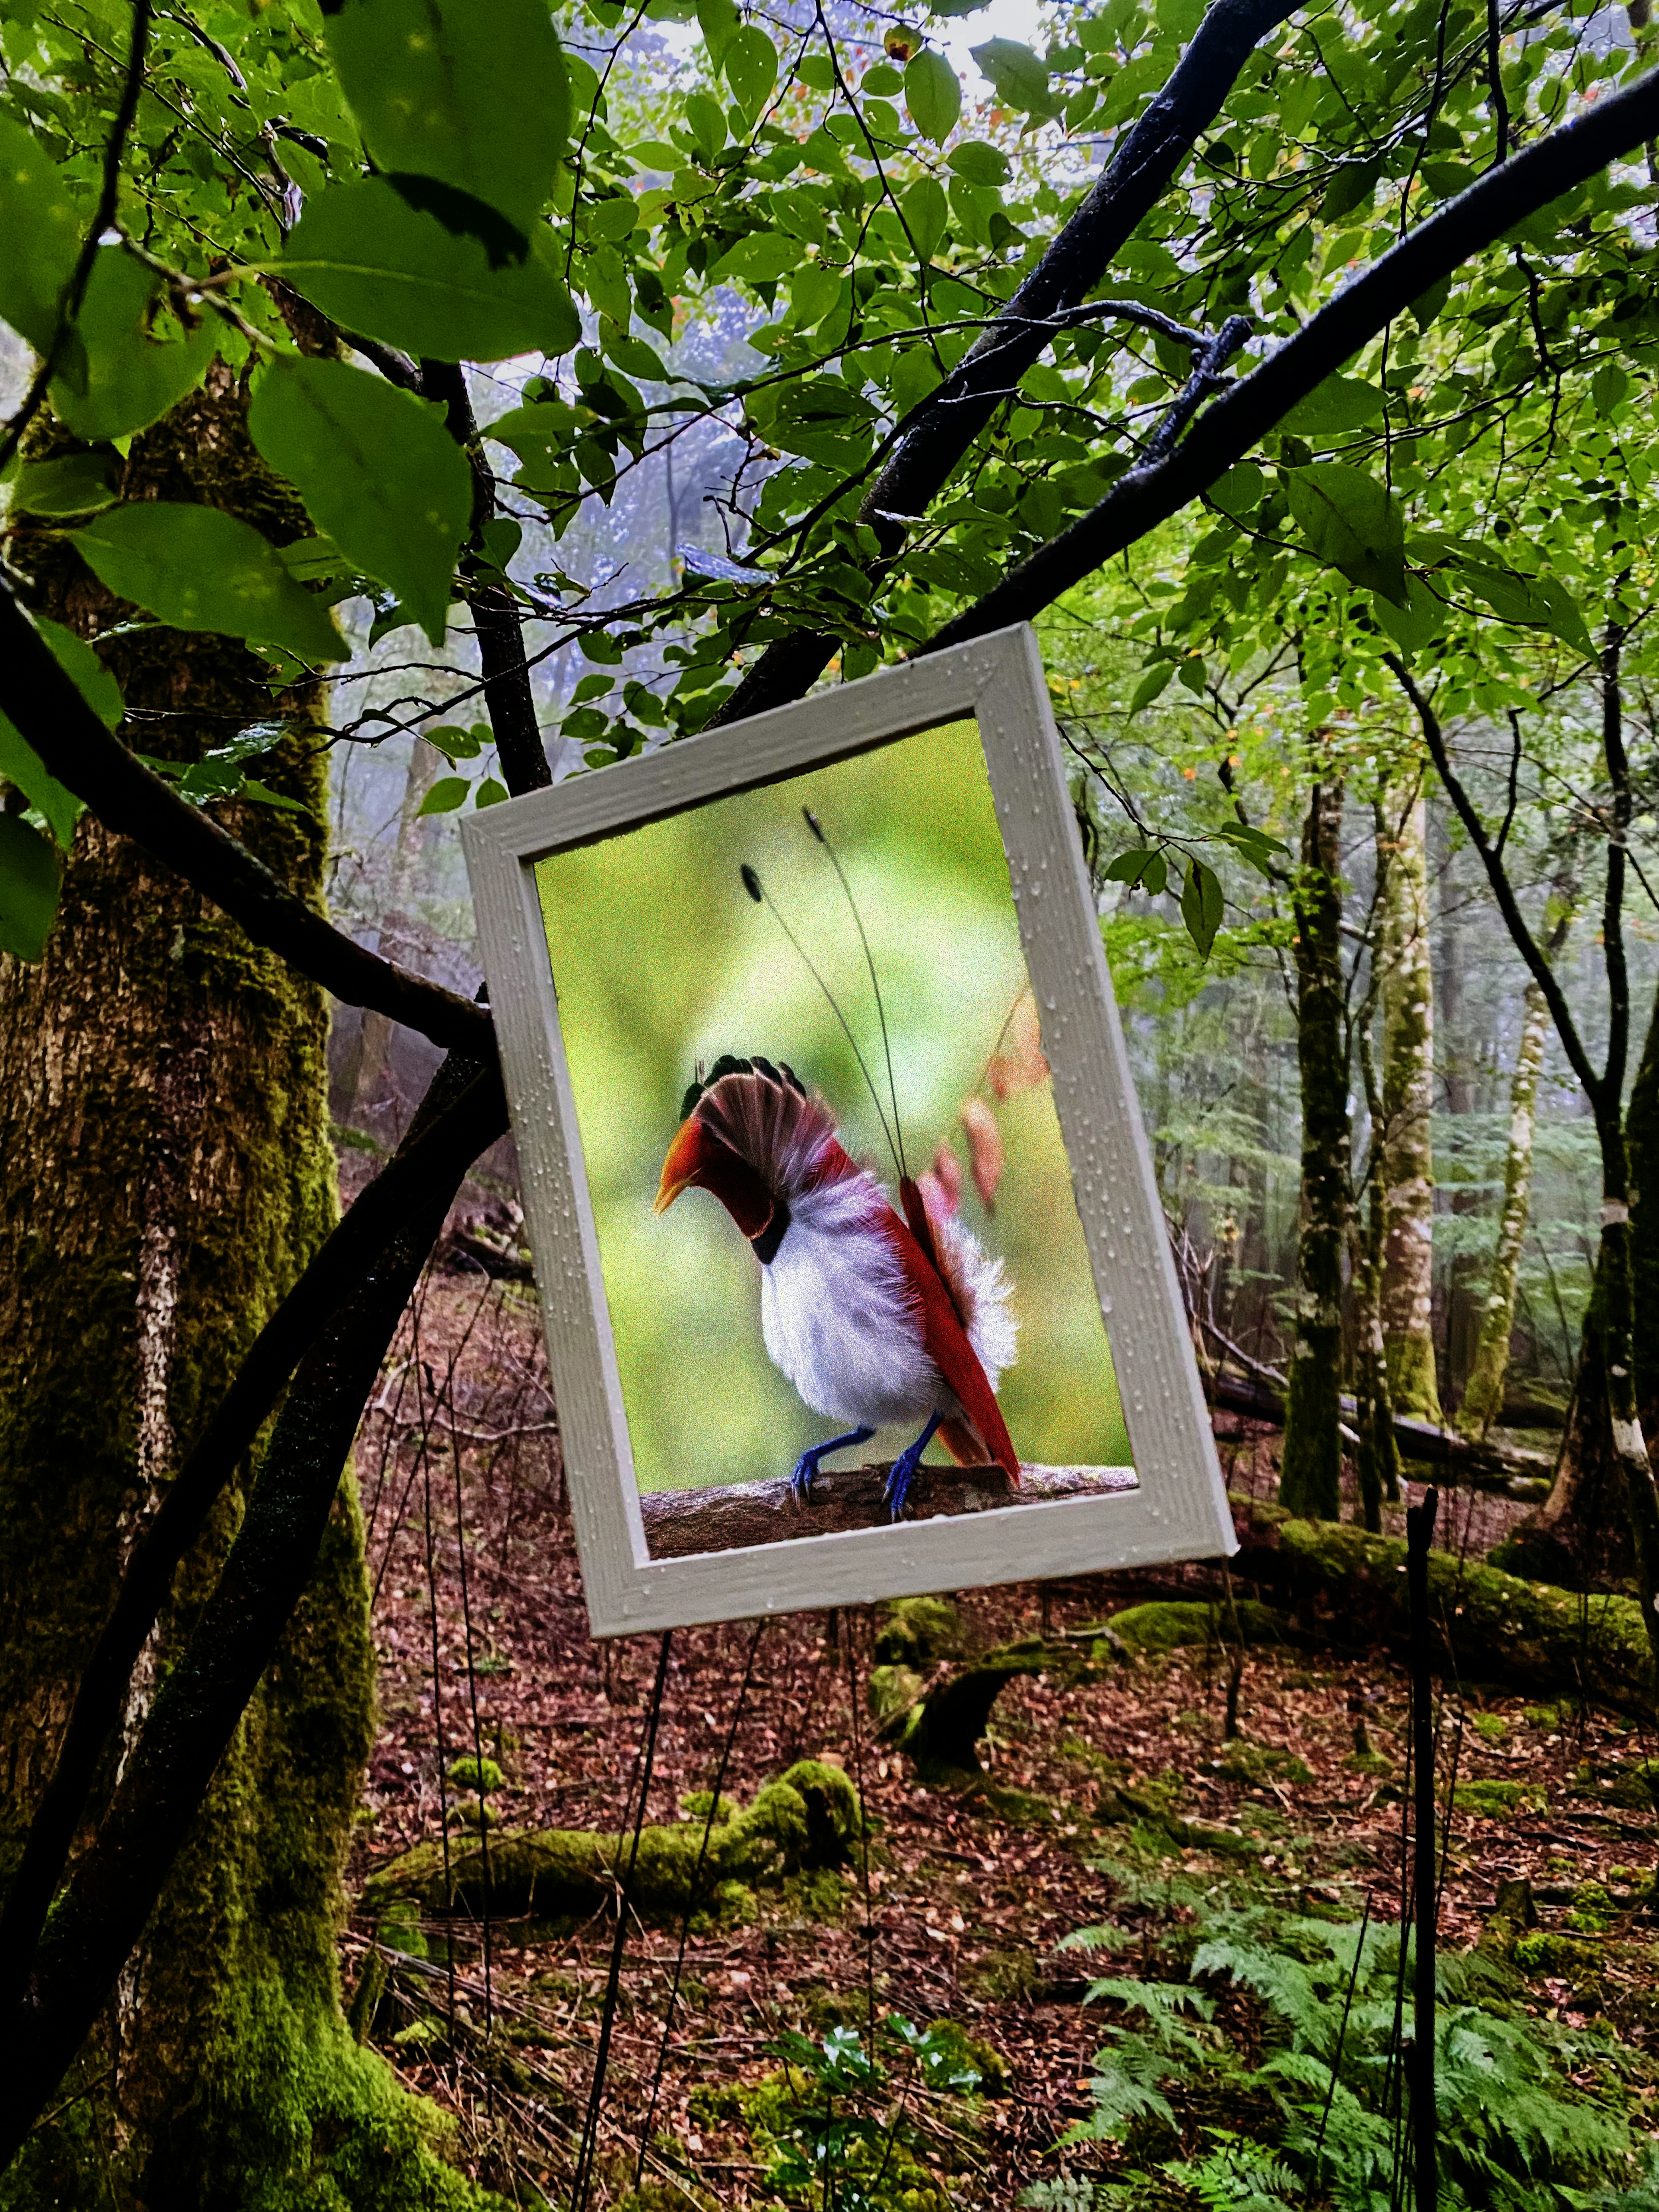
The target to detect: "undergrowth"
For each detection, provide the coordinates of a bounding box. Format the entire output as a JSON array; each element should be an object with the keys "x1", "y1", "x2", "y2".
[{"x1": 1023, "y1": 1841, "x2": 1659, "y2": 2212}]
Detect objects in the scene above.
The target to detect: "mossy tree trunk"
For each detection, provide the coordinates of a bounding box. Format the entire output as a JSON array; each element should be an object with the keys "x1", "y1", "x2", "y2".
[
  {"x1": 1456, "y1": 978, "x2": 1552, "y2": 1440},
  {"x1": 1377, "y1": 779, "x2": 1442, "y2": 1424},
  {"x1": 0, "y1": 373, "x2": 467, "y2": 2204},
  {"x1": 1280, "y1": 781, "x2": 1349, "y2": 1522}
]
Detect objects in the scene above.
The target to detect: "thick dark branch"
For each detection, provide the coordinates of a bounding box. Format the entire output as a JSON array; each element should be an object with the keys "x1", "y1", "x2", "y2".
[
  {"x1": 864, "y1": 0, "x2": 1297, "y2": 537},
  {"x1": 0, "y1": 1049, "x2": 496, "y2": 2157},
  {"x1": 922, "y1": 65, "x2": 1659, "y2": 650},
  {"x1": 710, "y1": 0, "x2": 1295, "y2": 727},
  {"x1": 0, "y1": 588, "x2": 496, "y2": 1058},
  {"x1": 1388, "y1": 652, "x2": 1602, "y2": 1111},
  {"x1": 420, "y1": 358, "x2": 552, "y2": 793},
  {"x1": 0, "y1": 1062, "x2": 508, "y2": 2019}
]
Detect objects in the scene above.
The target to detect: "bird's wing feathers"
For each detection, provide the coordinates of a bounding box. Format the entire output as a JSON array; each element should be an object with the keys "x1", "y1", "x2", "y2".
[{"x1": 876, "y1": 1207, "x2": 1020, "y2": 1484}]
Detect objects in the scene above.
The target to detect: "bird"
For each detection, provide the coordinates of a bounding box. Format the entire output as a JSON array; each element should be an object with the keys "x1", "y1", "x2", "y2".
[{"x1": 654, "y1": 1052, "x2": 1019, "y2": 1516}]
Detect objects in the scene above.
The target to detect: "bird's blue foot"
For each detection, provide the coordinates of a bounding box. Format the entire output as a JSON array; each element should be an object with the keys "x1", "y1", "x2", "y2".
[
  {"x1": 883, "y1": 1411, "x2": 943, "y2": 1520},
  {"x1": 789, "y1": 1425, "x2": 874, "y2": 1504}
]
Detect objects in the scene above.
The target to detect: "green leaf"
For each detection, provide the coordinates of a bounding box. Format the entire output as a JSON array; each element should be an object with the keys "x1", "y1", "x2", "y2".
[
  {"x1": 1281, "y1": 375, "x2": 1385, "y2": 437},
  {"x1": 36, "y1": 615, "x2": 125, "y2": 731},
  {"x1": 249, "y1": 355, "x2": 471, "y2": 648},
  {"x1": 1128, "y1": 662, "x2": 1176, "y2": 712},
  {"x1": 1459, "y1": 561, "x2": 1592, "y2": 652},
  {"x1": 1322, "y1": 157, "x2": 1382, "y2": 221},
  {"x1": 1369, "y1": 575, "x2": 1446, "y2": 655},
  {"x1": 0, "y1": 814, "x2": 62, "y2": 962},
  {"x1": 1207, "y1": 463, "x2": 1263, "y2": 519},
  {"x1": 50, "y1": 250, "x2": 215, "y2": 444},
  {"x1": 695, "y1": 0, "x2": 738, "y2": 65},
  {"x1": 474, "y1": 776, "x2": 508, "y2": 807},
  {"x1": 324, "y1": 0, "x2": 569, "y2": 233},
  {"x1": 281, "y1": 179, "x2": 580, "y2": 364},
  {"x1": 70, "y1": 504, "x2": 346, "y2": 663},
  {"x1": 724, "y1": 25, "x2": 777, "y2": 115},
  {"x1": 8, "y1": 453, "x2": 118, "y2": 517},
  {"x1": 1409, "y1": 274, "x2": 1451, "y2": 332},
  {"x1": 1285, "y1": 462, "x2": 1407, "y2": 606},
  {"x1": 1214, "y1": 820, "x2": 1289, "y2": 878},
  {"x1": 239, "y1": 777, "x2": 307, "y2": 812},
  {"x1": 1103, "y1": 846, "x2": 1157, "y2": 883},
  {"x1": 1181, "y1": 857, "x2": 1223, "y2": 959},
  {"x1": 905, "y1": 49, "x2": 961, "y2": 142},
  {"x1": 902, "y1": 176, "x2": 949, "y2": 262},
  {"x1": 425, "y1": 721, "x2": 488, "y2": 758},
  {"x1": 0, "y1": 716, "x2": 83, "y2": 849},
  {"x1": 418, "y1": 775, "x2": 471, "y2": 814},
  {"x1": 1591, "y1": 362, "x2": 1629, "y2": 414},
  {"x1": 969, "y1": 38, "x2": 1056, "y2": 118},
  {"x1": 947, "y1": 141, "x2": 1009, "y2": 186},
  {"x1": 0, "y1": 112, "x2": 86, "y2": 357}
]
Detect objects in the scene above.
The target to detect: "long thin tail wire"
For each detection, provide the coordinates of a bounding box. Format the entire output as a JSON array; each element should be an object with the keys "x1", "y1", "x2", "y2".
[
  {"x1": 802, "y1": 809, "x2": 907, "y2": 1183},
  {"x1": 742, "y1": 865, "x2": 903, "y2": 1184}
]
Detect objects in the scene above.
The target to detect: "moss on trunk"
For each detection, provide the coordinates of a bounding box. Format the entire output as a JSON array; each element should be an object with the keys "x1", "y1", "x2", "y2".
[
  {"x1": 0, "y1": 375, "x2": 480, "y2": 2207},
  {"x1": 360, "y1": 1763, "x2": 861, "y2": 1922},
  {"x1": 1377, "y1": 782, "x2": 1441, "y2": 1424},
  {"x1": 1280, "y1": 781, "x2": 1349, "y2": 1521}
]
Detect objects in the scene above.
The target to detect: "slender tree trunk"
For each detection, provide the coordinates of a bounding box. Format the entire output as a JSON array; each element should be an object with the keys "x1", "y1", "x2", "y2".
[
  {"x1": 1378, "y1": 779, "x2": 1442, "y2": 1423},
  {"x1": 1280, "y1": 782, "x2": 1350, "y2": 1521},
  {"x1": 0, "y1": 377, "x2": 465, "y2": 2198},
  {"x1": 1437, "y1": 828, "x2": 1482, "y2": 1406},
  {"x1": 348, "y1": 736, "x2": 442, "y2": 1123},
  {"x1": 1456, "y1": 979, "x2": 1551, "y2": 1440}
]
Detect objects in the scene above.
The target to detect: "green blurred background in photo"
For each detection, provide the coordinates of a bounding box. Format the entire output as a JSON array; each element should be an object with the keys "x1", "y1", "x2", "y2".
[{"x1": 536, "y1": 718, "x2": 1128, "y2": 1497}]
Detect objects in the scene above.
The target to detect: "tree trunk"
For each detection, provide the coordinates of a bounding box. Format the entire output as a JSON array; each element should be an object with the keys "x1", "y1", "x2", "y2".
[
  {"x1": 1378, "y1": 779, "x2": 1442, "y2": 1423},
  {"x1": 1456, "y1": 978, "x2": 1551, "y2": 1440},
  {"x1": 346, "y1": 736, "x2": 442, "y2": 1125},
  {"x1": 0, "y1": 377, "x2": 461, "y2": 2197},
  {"x1": 1280, "y1": 782, "x2": 1349, "y2": 1521}
]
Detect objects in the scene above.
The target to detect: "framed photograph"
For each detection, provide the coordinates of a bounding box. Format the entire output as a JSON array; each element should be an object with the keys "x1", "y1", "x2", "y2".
[{"x1": 463, "y1": 623, "x2": 1233, "y2": 1636}]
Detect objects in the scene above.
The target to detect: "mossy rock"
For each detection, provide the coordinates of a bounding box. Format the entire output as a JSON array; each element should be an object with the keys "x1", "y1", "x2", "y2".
[
  {"x1": 868, "y1": 1662, "x2": 926, "y2": 1732},
  {"x1": 1452, "y1": 1778, "x2": 1548, "y2": 1819},
  {"x1": 1241, "y1": 1507, "x2": 1659, "y2": 1719},
  {"x1": 1106, "y1": 1599, "x2": 1287, "y2": 1655},
  {"x1": 1564, "y1": 1883, "x2": 1619, "y2": 1933},
  {"x1": 1471, "y1": 1713, "x2": 1508, "y2": 1743},
  {"x1": 359, "y1": 1761, "x2": 860, "y2": 1922},
  {"x1": 962, "y1": 1946, "x2": 1042, "y2": 2002},
  {"x1": 448, "y1": 1754, "x2": 504, "y2": 1793},
  {"x1": 1572, "y1": 1758, "x2": 1659, "y2": 1813},
  {"x1": 1217, "y1": 1741, "x2": 1313, "y2": 1787},
  {"x1": 873, "y1": 1595, "x2": 966, "y2": 1669},
  {"x1": 1514, "y1": 1930, "x2": 1605, "y2": 1978},
  {"x1": 1343, "y1": 1750, "x2": 1394, "y2": 1777}
]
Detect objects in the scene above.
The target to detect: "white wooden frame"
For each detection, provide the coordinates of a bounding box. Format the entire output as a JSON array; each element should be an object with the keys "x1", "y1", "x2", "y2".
[{"x1": 462, "y1": 623, "x2": 1233, "y2": 1636}]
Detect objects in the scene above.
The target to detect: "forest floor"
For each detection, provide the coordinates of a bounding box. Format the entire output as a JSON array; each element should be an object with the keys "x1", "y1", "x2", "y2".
[{"x1": 342, "y1": 1243, "x2": 1659, "y2": 2210}]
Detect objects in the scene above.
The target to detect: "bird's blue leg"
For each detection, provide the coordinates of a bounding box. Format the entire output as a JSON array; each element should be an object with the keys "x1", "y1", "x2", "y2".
[
  {"x1": 789, "y1": 1425, "x2": 875, "y2": 1504},
  {"x1": 883, "y1": 1411, "x2": 942, "y2": 1520}
]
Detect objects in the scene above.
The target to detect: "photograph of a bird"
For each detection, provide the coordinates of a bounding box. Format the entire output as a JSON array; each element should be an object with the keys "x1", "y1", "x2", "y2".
[{"x1": 654, "y1": 1052, "x2": 1020, "y2": 1516}]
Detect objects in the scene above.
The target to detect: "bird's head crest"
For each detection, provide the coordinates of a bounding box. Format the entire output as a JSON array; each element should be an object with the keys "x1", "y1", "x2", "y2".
[{"x1": 680, "y1": 1053, "x2": 805, "y2": 1122}]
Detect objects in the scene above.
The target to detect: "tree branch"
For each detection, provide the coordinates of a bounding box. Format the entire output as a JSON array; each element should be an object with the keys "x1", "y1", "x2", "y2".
[
  {"x1": 0, "y1": 587, "x2": 496, "y2": 1060},
  {"x1": 921, "y1": 64, "x2": 1659, "y2": 651},
  {"x1": 709, "y1": 0, "x2": 1297, "y2": 728},
  {"x1": 1386, "y1": 651, "x2": 1602, "y2": 1111},
  {"x1": 420, "y1": 359, "x2": 553, "y2": 794},
  {"x1": 0, "y1": 1048, "x2": 497, "y2": 2156},
  {"x1": 0, "y1": 1061, "x2": 509, "y2": 2021}
]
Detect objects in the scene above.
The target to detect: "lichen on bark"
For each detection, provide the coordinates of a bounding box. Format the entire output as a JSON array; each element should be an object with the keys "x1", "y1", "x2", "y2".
[
  {"x1": 1279, "y1": 780, "x2": 1349, "y2": 1522},
  {"x1": 1376, "y1": 779, "x2": 1441, "y2": 1424},
  {"x1": 0, "y1": 371, "x2": 483, "y2": 2207},
  {"x1": 1457, "y1": 978, "x2": 1552, "y2": 1440}
]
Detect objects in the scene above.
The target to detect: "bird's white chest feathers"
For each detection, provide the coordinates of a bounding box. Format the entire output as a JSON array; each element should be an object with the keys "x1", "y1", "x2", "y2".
[{"x1": 759, "y1": 1188, "x2": 941, "y2": 1430}]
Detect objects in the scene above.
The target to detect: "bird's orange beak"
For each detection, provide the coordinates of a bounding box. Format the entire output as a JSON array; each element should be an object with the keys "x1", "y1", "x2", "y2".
[
  {"x1": 654, "y1": 1115, "x2": 777, "y2": 1240},
  {"x1": 654, "y1": 1115, "x2": 713, "y2": 1215}
]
